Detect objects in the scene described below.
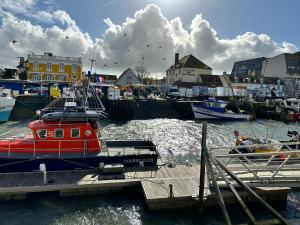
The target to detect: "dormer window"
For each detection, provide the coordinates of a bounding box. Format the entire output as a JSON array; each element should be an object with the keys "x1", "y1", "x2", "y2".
[{"x1": 55, "y1": 128, "x2": 64, "y2": 138}]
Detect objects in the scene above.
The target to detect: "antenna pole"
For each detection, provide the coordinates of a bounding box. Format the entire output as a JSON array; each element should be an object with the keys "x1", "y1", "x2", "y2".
[{"x1": 89, "y1": 59, "x2": 96, "y2": 72}]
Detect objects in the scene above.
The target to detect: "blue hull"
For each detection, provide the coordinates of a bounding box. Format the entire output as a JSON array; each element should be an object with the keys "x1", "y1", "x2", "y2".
[
  {"x1": 0, "y1": 155, "x2": 158, "y2": 173},
  {"x1": 0, "y1": 110, "x2": 11, "y2": 122}
]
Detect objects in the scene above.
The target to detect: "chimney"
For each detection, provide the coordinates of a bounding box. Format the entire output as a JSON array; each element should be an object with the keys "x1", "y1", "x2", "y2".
[{"x1": 175, "y1": 53, "x2": 179, "y2": 64}]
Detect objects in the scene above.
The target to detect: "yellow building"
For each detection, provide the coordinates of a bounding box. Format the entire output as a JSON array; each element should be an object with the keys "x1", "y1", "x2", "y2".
[{"x1": 27, "y1": 52, "x2": 82, "y2": 83}]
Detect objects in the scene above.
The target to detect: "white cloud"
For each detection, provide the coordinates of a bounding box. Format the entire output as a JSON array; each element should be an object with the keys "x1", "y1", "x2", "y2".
[
  {"x1": 0, "y1": 0, "x2": 36, "y2": 14},
  {"x1": 36, "y1": 11, "x2": 53, "y2": 23},
  {"x1": 0, "y1": 0, "x2": 54, "y2": 23},
  {"x1": 0, "y1": 3, "x2": 298, "y2": 76},
  {"x1": 93, "y1": 4, "x2": 298, "y2": 75},
  {"x1": 0, "y1": 11, "x2": 93, "y2": 68}
]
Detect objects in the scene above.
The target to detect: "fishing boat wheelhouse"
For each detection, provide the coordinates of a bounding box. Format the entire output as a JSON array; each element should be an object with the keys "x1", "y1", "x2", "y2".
[{"x1": 0, "y1": 120, "x2": 101, "y2": 158}]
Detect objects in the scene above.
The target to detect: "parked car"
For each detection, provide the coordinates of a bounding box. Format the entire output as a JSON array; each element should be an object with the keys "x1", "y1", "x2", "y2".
[{"x1": 167, "y1": 86, "x2": 181, "y2": 98}]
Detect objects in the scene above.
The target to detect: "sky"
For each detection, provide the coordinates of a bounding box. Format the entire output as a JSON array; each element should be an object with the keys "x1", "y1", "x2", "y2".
[{"x1": 0, "y1": 0, "x2": 299, "y2": 77}]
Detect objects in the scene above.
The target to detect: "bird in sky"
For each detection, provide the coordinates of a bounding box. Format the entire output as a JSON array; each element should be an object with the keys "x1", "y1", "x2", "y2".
[
  {"x1": 65, "y1": 36, "x2": 69, "y2": 39},
  {"x1": 123, "y1": 33, "x2": 127, "y2": 37},
  {"x1": 158, "y1": 46, "x2": 162, "y2": 48},
  {"x1": 12, "y1": 40, "x2": 18, "y2": 44}
]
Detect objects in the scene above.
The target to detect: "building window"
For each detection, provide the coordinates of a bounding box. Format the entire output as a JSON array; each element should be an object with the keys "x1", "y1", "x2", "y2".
[
  {"x1": 46, "y1": 63, "x2": 52, "y2": 71},
  {"x1": 72, "y1": 64, "x2": 77, "y2": 73},
  {"x1": 59, "y1": 63, "x2": 64, "y2": 72},
  {"x1": 33, "y1": 73, "x2": 40, "y2": 81},
  {"x1": 71, "y1": 128, "x2": 80, "y2": 138},
  {"x1": 55, "y1": 129, "x2": 64, "y2": 138},
  {"x1": 33, "y1": 62, "x2": 38, "y2": 71},
  {"x1": 57, "y1": 75, "x2": 66, "y2": 81},
  {"x1": 37, "y1": 129, "x2": 47, "y2": 139},
  {"x1": 45, "y1": 74, "x2": 52, "y2": 81}
]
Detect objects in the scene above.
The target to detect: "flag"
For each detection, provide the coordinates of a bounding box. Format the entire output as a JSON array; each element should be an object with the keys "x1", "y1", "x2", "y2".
[
  {"x1": 96, "y1": 75, "x2": 105, "y2": 84},
  {"x1": 99, "y1": 75, "x2": 105, "y2": 82}
]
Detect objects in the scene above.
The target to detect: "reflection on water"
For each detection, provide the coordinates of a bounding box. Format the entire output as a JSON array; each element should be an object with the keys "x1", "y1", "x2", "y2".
[
  {"x1": 101, "y1": 119, "x2": 291, "y2": 163},
  {"x1": 0, "y1": 119, "x2": 299, "y2": 225}
]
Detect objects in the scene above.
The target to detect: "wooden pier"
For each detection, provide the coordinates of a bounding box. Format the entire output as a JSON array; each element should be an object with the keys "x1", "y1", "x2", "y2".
[{"x1": 0, "y1": 163, "x2": 291, "y2": 211}]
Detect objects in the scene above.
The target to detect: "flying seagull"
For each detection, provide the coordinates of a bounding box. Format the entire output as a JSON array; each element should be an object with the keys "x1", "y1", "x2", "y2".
[
  {"x1": 123, "y1": 33, "x2": 127, "y2": 37},
  {"x1": 65, "y1": 36, "x2": 69, "y2": 39},
  {"x1": 12, "y1": 40, "x2": 18, "y2": 44}
]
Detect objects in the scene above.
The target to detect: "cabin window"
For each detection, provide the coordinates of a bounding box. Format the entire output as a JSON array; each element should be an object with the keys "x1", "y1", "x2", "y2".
[
  {"x1": 55, "y1": 129, "x2": 64, "y2": 138},
  {"x1": 37, "y1": 129, "x2": 47, "y2": 139},
  {"x1": 71, "y1": 128, "x2": 80, "y2": 138}
]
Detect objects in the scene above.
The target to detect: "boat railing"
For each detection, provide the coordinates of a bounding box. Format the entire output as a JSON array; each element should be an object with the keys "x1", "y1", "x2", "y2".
[
  {"x1": 0, "y1": 137, "x2": 157, "y2": 157},
  {"x1": 209, "y1": 141, "x2": 300, "y2": 185}
]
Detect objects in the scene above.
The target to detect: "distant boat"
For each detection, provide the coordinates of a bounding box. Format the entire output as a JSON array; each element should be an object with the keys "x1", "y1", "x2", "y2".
[
  {"x1": 0, "y1": 90, "x2": 15, "y2": 123},
  {"x1": 191, "y1": 98, "x2": 250, "y2": 120}
]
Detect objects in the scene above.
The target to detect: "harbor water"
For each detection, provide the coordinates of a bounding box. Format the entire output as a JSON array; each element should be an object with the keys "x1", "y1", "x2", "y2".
[{"x1": 0, "y1": 119, "x2": 300, "y2": 225}]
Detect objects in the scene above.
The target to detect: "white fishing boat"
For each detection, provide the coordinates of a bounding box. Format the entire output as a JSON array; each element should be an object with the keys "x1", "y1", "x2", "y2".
[
  {"x1": 0, "y1": 88, "x2": 15, "y2": 123},
  {"x1": 191, "y1": 98, "x2": 250, "y2": 120}
]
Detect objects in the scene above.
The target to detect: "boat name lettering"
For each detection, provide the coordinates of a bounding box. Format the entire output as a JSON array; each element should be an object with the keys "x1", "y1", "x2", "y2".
[{"x1": 124, "y1": 158, "x2": 154, "y2": 163}]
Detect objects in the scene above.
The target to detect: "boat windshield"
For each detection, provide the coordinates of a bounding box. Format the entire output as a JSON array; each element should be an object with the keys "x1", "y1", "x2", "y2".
[{"x1": 206, "y1": 101, "x2": 227, "y2": 108}]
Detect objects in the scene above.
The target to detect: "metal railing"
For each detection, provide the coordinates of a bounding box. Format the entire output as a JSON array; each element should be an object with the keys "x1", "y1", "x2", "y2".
[
  {"x1": 0, "y1": 136, "x2": 157, "y2": 158},
  {"x1": 211, "y1": 142, "x2": 300, "y2": 185},
  {"x1": 199, "y1": 122, "x2": 290, "y2": 225}
]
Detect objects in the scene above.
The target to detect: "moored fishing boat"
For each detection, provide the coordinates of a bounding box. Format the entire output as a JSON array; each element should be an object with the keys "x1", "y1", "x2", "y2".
[
  {"x1": 0, "y1": 113, "x2": 158, "y2": 172},
  {"x1": 0, "y1": 89, "x2": 15, "y2": 123},
  {"x1": 191, "y1": 98, "x2": 250, "y2": 120}
]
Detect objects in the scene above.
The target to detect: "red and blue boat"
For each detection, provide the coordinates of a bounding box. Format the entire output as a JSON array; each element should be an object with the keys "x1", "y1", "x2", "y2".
[{"x1": 0, "y1": 117, "x2": 158, "y2": 173}]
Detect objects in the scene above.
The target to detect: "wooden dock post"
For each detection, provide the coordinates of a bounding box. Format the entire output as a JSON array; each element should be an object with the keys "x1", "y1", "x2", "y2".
[
  {"x1": 199, "y1": 122, "x2": 207, "y2": 212},
  {"x1": 169, "y1": 184, "x2": 173, "y2": 198},
  {"x1": 39, "y1": 164, "x2": 47, "y2": 185}
]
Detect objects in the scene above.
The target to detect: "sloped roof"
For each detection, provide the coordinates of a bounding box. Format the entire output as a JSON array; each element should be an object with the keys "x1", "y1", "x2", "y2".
[
  {"x1": 116, "y1": 68, "x2": 142, "y2": 85},
  {"x1": 117, "y1": 68, "x2": 140, "y2": 81},
  {"x1": 167, "y1": 54, "x2": 212, "y2": 71}
]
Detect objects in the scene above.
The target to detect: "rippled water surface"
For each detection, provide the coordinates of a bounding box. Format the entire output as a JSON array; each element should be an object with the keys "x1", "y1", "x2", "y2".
[{"x1": 0, "y1": 119, "x2": 299, "y2": 225}]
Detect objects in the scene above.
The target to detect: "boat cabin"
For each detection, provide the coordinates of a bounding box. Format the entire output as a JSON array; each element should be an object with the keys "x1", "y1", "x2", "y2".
[
  {"x1": 0, "y1": 120, "x2": 101, "y2": 157},
  {"x1": 203, "y1": 99, "x2": 228, "y2": 113}
]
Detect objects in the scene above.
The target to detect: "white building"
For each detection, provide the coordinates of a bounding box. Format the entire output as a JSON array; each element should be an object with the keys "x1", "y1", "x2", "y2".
[
  {"x1": 166, "y1": 53, "x2": 212, "y2": 86},
  {"x1": 262, "y1": 52, "x2": 300, "y2": 79},
  {"x1": 115, "y1": 68, "x2": 142, "y2": 86},
  {"x1": 262, "y1": 52, "x2": 300, "y2": 96}
]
